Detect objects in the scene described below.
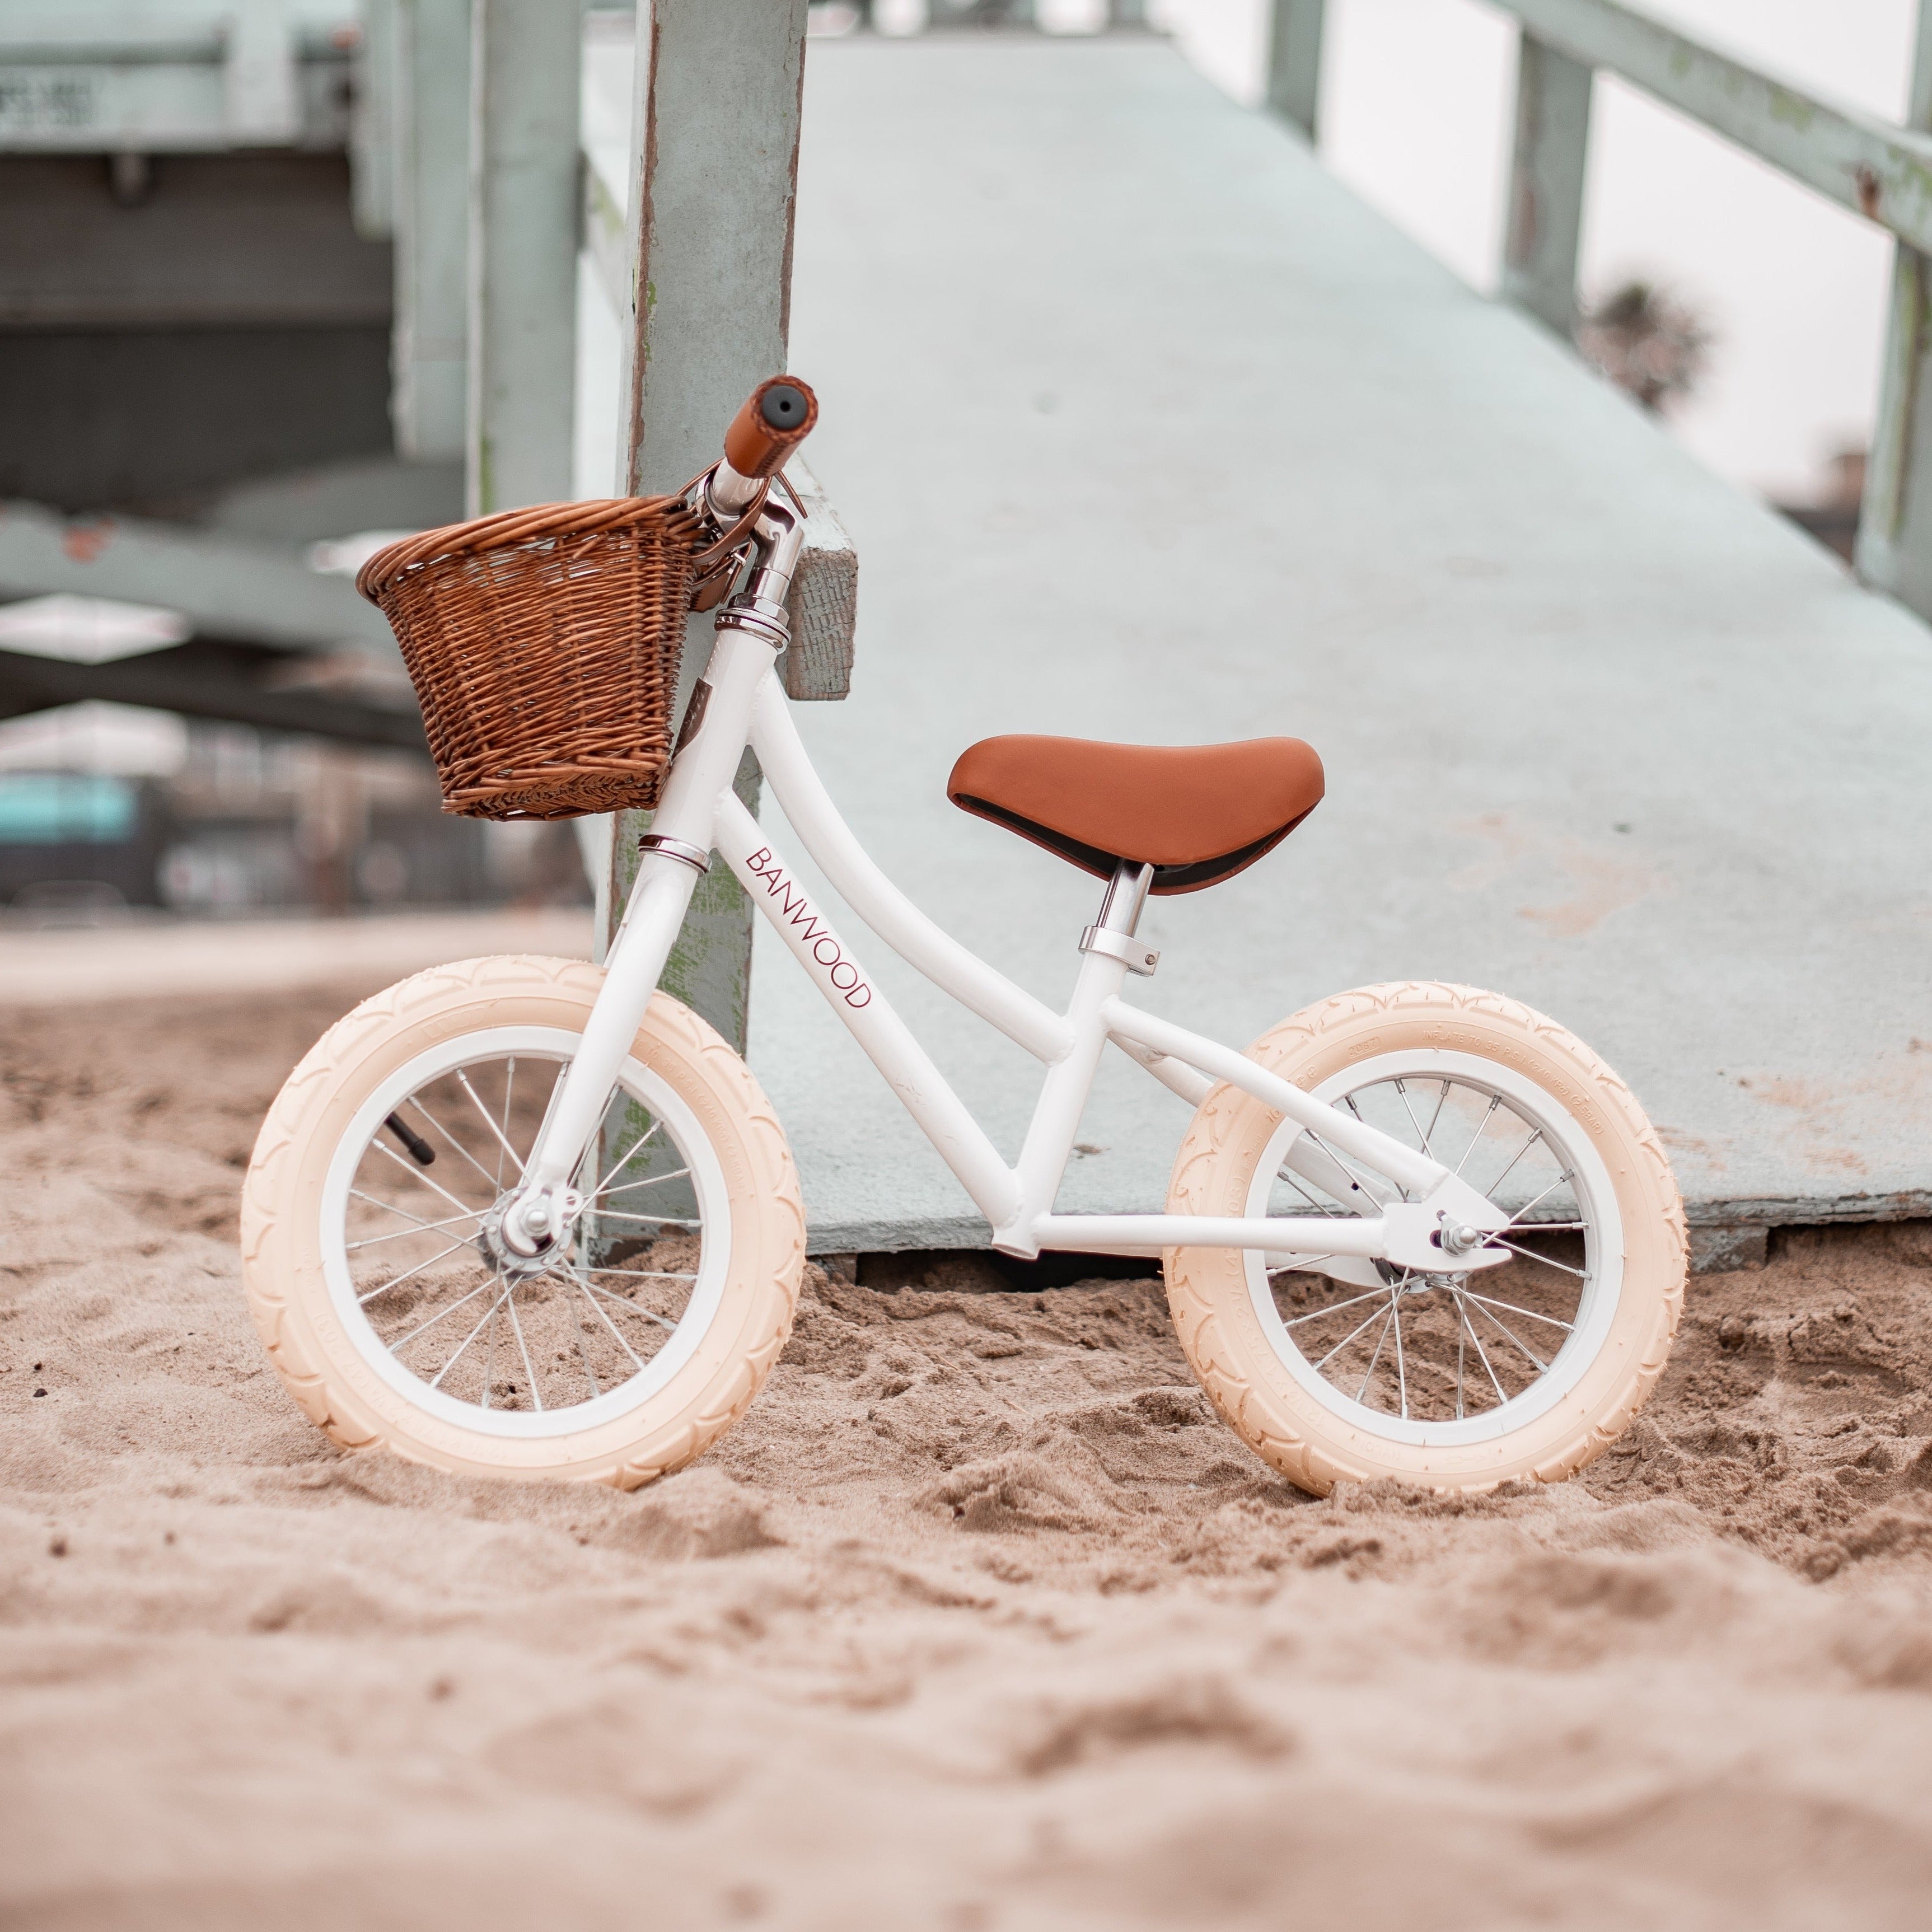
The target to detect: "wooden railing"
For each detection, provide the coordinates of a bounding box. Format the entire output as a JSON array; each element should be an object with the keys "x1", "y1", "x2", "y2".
[{"x1": 1267, "y1": 0, "x2": 1932, "y2": 624}]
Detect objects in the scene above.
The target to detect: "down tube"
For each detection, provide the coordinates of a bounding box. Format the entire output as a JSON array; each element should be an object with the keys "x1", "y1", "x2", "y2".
[{"x1": 713, "y1": 794, "x2": 1021, "y2": 1231}]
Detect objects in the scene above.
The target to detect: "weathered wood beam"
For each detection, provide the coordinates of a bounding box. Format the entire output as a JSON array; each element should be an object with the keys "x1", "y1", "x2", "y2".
[
  {"x1": 606, "y1": 0, "x2": 810, "y2": 1051},
  {"x1": 351, "y1": 0, "x2": 399, "y2": 240},
  {"x1": 0, "y1": 645, "x2": 428, "y2": 752},
  {"x1": 466, "y1": 0, "x2": 582, "y2": 516},
  {"x1": 1265, "y1": 0, "x2": 1326, "y2": 143},
  {"x1": 1858, "y1": 10, "x2": 1932, "y2": 622},
  {"x1": 393, "y1": 0, "x2": 470, "y2": 461},
  {"x1": 582, "y1": 144, "x2": 857, "y2": 701},
  {"x1": 1495, "y1": 0, "x2": 1932, "y2": 255},
  {"x1": 0, "y1": 502, "x2": 399, "y2": 659},
  {"x1": 1500, "y1": 33, "x2": 1593, "y2": 338}
]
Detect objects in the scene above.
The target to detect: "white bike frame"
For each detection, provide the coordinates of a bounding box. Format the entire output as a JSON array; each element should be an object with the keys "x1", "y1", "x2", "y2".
[{"x1": 507, "y1": 616, "x2": 1512, "y2": 1271}]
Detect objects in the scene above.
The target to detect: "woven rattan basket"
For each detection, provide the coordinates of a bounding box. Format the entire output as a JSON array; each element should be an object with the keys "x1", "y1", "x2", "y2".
[{"x1": 357, "y1": 494, "x2": 706, "y2": 821}]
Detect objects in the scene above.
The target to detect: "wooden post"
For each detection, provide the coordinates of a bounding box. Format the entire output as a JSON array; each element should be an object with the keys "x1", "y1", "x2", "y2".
[
  {"x1": 1858, "y1": 4, "x2": 1932, "y2": 621},
  {"x1": 350, "y1": 0, "x2": 398, "y2": 240},
  {"x1": 393, "y1": 0, "x2": 470, "y2": 460},
  {"x1": 603, "y1": 0, "x2": 810, "y2": 1053},
  {"x1": 466, "y1": 0, "x2": 582, "y2": 516},
  {"x1": 1265, "y1": 0, "x2": 1326, "y2": 143},
  {"x1": 1500, "y1": 32, "x2": 1593, "y2": 338}
]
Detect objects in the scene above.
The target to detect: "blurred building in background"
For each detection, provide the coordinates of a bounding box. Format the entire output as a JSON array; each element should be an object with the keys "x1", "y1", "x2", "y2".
[{"x1": 0, "y1": 1, "x2": 583, "y2": 923}]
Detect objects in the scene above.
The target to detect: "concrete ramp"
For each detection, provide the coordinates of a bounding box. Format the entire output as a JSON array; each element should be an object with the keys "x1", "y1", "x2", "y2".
[{"x1": 750, "y1": 34, "x2": 1932, "y2": 1256}]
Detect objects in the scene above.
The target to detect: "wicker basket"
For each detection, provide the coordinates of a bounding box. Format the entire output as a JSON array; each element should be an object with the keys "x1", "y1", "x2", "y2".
[{"x1": 357, "y1": 494, "x2": 706, "y2": 821}]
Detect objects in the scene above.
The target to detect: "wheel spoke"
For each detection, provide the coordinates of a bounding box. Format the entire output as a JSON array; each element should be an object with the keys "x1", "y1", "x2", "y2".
[
  {"x1": 597, "y1": 1170, "x2": 693, "y2": 1200},
  {"x1": 387, "y1": 1270, "x2": 502, "y2": 1349},
  {"x1": 455, "y1": 1068, "x2": 526, "y2": 1179},
  {"x1": 1394, "y1": 1078, "x2": 1429, "y2": 1154},
  {"x1": 1392, "y1": 1288, "x2": 1410, "y2": 1419},
  {"x1": 592, "y1": 1116, "x2": 665, "y2": 1201},
  {"x1": 1452, "y1": 1096, "x2": 1502, "y2": 1177},
  {"x1": 1278, "y1": 1282, "x2": 1392, "y2": 1328},
  {"x1": 1486, "y1": 1235, "x2": 1588, "y2": 1279},
  {"x1": 572, "y1": 1321, "x2": 602, "y2": 1400},
  {"x1": 1354, "y1": 1297, "x2": 1398, "y2": 1403},
  {"x1": 577, "y1": 1266, "x2": 698, "y2": 1282},
  {"x1": 497, "y1": 1057, "x2": 516, "y2": 1189},
  {"x1": 1422, "y1": 1079, "x2": 1450, "y2": 1159},
  {"x1": 1465, "y1": 1294, "x2": 1549, "y2": 1373},
  {"x1": 357, "y1": 1237, "x2": 474, "y2": 1304},
  {"x1": 1456, "y1": 1311, "x2": 1467, "y2": 1420},
  {"x1": 368, "y1": 1134, "x2": 486, "y2": 1220},
  {"x1": 350, "y1": 1187, "x2": 479, "y2": 1236},
  {"x1": 347, "y1": 1206, "x2": 481, "y2": 1250},
  {"x1": 1462, "y1": 1288, "x2": 1574, "y2": 1332},
  {"x1": 1503, "y1": 1171, "x2": 1575, "y2": 1229},
  {"x1": 572, "y1": 1272, "x2": 679, "y2": 1332},
  {"x1": 1313, "y1": 1294, "x2": 1395, "y2": 1370},
  {"x1": 1275, "y1": 1163, "x2": 1344, "y2": 1218},
  {"x1": 405, "y1": 1094, "x2": 503, "y2": 1195},
  {"x1": 1302, "y1": 1129, "x2": 1388, "y2": 1209},
  {"x1": 1485, "y1": 1127, "x2": 1545, "y2": 1198},
  {"x1": 481, "y1": 1299, "x2": 498, "y2": 1409},
  {"x1": 503, "y1": 1284, "x2": 544, "y2": 1412},
  {"x1": 566, "y1": 1271, "x2": 652, "y2": 1368},
  {"x1": 1454, "y1": 1293, "x2": 1510, "y2": 1408},
  {"x1": 429, "y1": 1279, "x2": 512, "y2": 1389}
]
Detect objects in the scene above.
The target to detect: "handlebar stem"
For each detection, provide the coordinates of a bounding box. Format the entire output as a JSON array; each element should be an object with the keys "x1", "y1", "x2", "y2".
[{"x1": 712, "y1": 475, "x2": 808, "y2": 649}]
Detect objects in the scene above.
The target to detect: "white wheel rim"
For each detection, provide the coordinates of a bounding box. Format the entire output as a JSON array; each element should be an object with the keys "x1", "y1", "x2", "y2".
[
  {"x1": 1242, "y1": 1048, "x2": 1624, "y2": 1448},
  {"x1": 319, "y1": 1025, "x2": 732, "y2": 1440}
]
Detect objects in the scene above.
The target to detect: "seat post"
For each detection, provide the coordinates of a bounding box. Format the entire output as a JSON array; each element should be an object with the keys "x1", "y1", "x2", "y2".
[
  {"x1": 1078, "y1": 862, "x2": 1159, "y2": 977},
  {"x1": 1096, "y1": 860, "x2": 1154, "y2": 937}
]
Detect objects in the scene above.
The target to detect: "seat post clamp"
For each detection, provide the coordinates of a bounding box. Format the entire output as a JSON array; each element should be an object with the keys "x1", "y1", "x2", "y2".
[{"x1": 1079, "y1": 925, "x2": 1159, "y2": 976}]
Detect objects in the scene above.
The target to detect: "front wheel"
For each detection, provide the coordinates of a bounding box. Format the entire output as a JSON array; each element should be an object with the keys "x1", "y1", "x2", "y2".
[
  {"x1": 1164, "y1": 982, "x2": 1685, "y2": 1494},
  {"x1": 240, "y1": 956, "x2": 805, "y2": 1487}
]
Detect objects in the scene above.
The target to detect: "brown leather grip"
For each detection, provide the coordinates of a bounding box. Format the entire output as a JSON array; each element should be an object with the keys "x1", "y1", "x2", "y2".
[{"x1": 722, "y1": 376, "x2": 818, "y2": 478}]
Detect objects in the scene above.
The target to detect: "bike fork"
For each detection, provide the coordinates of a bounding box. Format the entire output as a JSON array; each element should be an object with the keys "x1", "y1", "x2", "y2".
[{"x1": 494, "y1": 621, "x2": 779, "y2": 1256}]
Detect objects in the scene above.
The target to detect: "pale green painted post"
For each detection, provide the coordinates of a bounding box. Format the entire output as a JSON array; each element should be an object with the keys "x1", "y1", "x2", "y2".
[
  {"x1": 349, "y1": 0, "x2": 397, "y2": 240},
  {"x1": 392, "y1": 0, "x2": 470, "y2": 461},
  {"x1": 1858, "y1": 4, "x2": 1932, "y2": 621},
  {"x1": 465, "y1": 0, "x2": 582, "y2": 517},
  {"x1": 1265, "y1": 0, "x2": 1325, "y2": 143},
  {"x1": 1500, "y1": 32, "x2": 1593, "y2": 338},
  {"x1": 603, "y1": 0, "x2": 811, "y2": 1055}
]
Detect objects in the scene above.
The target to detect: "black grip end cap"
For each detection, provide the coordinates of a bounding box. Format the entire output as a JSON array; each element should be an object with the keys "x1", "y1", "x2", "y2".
[{"x1": 761, "y1": 382, "x2": 810, "y2": 430}]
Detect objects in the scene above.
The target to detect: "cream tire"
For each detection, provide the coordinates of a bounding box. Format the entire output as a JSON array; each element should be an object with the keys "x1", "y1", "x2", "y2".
[
  {"x1": 1164, "y1": 981, "x2": 1685, "y2": 1494},
  {"x1": 240, "y1": 955, "x2": 805, "y2": 1487}
]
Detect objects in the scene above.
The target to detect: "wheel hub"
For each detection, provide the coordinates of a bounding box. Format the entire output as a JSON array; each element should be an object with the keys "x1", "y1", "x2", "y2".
[{"x1": 476, "y1": 1200, "x2": 560, "y2": 1280}]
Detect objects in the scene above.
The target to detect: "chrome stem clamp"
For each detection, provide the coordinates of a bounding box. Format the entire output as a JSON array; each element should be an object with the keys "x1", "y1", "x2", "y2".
[{"x1": 638, "y1": 833, "x2": 711, "y2": 875}]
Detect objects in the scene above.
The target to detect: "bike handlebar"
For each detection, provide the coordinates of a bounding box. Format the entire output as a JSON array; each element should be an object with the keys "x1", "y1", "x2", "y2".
[{"x1": 722, "y1": 376, "x2": 818, "y2": 480}]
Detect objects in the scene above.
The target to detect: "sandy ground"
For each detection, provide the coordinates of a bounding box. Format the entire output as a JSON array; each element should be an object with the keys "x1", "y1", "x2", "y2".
[{"x1": 4, "y1": 981, "x2": 1932, "y2": 1930}]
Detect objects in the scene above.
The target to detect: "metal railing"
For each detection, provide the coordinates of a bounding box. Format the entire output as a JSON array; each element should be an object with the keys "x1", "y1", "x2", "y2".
[
  {"x1": 832, "y1": 2, "x2": 1152, "y2": 27},
  {"x1": 1268, "y1": 0, "x2": 1932, "y2": 624}
]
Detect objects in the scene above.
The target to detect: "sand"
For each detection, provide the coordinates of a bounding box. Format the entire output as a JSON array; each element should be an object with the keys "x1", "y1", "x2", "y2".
[{"x1": 5, "y1": 980, "x2": 1932, "y2": 1930}]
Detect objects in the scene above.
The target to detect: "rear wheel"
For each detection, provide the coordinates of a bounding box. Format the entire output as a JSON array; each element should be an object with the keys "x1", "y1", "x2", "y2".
[
  {"x1": 240, "y1": 956, "x2": 804, "y2": 1487},
  {"x1": 1164, "y1": 982, "x2": 1684, "y2": 1493}
]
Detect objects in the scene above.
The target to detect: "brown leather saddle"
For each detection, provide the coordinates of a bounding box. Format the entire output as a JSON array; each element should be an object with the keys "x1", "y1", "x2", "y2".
[{"x1": 946, "y1": 735, "x2": 1325, "y2": 896}]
